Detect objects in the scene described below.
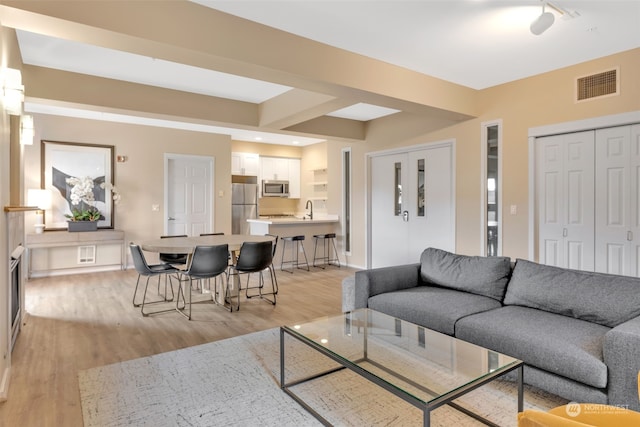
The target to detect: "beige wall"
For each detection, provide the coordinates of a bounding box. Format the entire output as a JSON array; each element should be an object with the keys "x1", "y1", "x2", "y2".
[
  {"x1": 0, "y1": 23, "x2": 26, "y2": 399},
  {"x1": 365, "y1": 48, "x2": 640, "y2": 260},
  {"x1": 23, "y1": 115, "x2": 233, "y2": 251}
]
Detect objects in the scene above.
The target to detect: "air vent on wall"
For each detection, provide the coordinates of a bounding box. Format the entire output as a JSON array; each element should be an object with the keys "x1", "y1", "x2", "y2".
[{"x1": 576, "y1": 68, "x2": 619, "y2": 102}]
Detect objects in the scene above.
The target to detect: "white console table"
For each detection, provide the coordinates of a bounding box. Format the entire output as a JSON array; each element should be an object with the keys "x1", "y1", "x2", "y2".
[{"x1": 25, "y1": 230, "x2": 126, "y2": 278}]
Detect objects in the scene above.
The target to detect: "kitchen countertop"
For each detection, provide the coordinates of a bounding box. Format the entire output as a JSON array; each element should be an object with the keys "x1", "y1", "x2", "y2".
[{"x1": 248, "y1": 214, "x2": 338, "y2": 225}]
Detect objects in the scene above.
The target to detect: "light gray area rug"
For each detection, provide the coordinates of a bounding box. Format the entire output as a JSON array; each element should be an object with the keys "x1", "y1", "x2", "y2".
[{"x1": 79, "y1": 328, "x2": 567, "y2": 426}]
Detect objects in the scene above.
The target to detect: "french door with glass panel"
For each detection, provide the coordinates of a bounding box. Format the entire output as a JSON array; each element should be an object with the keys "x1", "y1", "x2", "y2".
[{"x1": 370, "y1": 143, "x2": 455, "y2": 268}]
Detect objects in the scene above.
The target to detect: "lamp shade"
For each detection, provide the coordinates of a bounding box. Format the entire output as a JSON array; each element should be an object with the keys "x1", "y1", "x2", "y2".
[
  {"x1": 27, "y1": 189, "x2": 52, "y2": 210},
  {"x1": 530, "y1": 11, "x2": 555, "y2": 35}
]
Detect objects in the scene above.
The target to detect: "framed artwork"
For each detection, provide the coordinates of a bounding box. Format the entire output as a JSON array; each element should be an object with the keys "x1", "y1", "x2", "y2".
[{"x1": 41, "y1": 140, "x2": 115, "y2": 230}]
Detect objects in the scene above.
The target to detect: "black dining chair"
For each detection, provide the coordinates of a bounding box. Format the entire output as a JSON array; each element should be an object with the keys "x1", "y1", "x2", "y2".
[
  {"x1": 159, "y1": 235, "x2": 189, "y2": 266},
  {"x1": 228, "y1": 240, "x2": 277, "y2": 309},
  {"x1": 177, "y1": 244, "x2": 231, "y2": 319},
  {"x1": 130, "y1": 243, "x2": 181, "y2": 317}
]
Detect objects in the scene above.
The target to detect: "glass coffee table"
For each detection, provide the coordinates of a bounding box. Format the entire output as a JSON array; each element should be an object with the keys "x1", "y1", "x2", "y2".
[{"x1": 280, "y1": 308, "x2": 523, "y2": 426}]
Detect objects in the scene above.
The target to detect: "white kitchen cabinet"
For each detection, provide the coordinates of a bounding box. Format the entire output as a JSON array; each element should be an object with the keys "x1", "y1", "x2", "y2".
[
  {"x1": 231, "y1": 152, "x2": 259, "y2": 176},
  {"x1": 260, "y1": 156, "x2": 301, "y2": 198},
  {"x1": 288, "y1": 158, "x2": 301, "y2": 198},
  {"x1": 261, "y1": 157, "x2": 289, "y2": 181}
]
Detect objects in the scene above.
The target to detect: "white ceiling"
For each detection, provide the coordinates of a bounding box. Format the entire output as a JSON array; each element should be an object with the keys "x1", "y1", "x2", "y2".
[{"x1": 15, "y1": 1, "x2": 640, "y2": 145}]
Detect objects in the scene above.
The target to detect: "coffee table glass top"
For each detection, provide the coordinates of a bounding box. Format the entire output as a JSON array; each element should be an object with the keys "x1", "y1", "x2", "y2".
[{"x1": 283, "y1": 308, "x2": 521, "y2": 405}]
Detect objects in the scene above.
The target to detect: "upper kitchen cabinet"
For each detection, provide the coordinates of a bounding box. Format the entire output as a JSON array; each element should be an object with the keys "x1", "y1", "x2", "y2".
[
  {"x1": 260, "y1": 156, "x2": 301, "y2": 198},
  {"x1": 261, "y1": 156, "x2": 289, "y2": 181},
  {"x1": 231, "y1": 152, "x2": 260, "y2": 176}
]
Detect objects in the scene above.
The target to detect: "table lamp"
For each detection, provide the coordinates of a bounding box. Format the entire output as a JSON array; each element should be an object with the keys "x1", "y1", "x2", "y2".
[{"x1": 28, "y1": 189, "x2": 52, "y2": 234}]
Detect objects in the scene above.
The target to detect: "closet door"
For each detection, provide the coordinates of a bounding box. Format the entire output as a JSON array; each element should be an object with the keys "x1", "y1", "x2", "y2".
[
  {"x1": 537, "y1": 131, "x2": 595, "y2": 270},
  {"x1": 595, "y1": 125, "x2": 640, "y2": 276}
]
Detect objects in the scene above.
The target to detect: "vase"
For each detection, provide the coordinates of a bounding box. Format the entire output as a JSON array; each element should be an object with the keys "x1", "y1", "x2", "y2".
[{"x1": 67, "y1": 220, "x2": 98, "y2": 232}]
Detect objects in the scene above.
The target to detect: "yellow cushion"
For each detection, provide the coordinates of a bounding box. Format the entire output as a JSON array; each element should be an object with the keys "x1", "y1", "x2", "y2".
[
  {"x1": 549, "y1": 404, "x2": 640, "y2": 427},
  {"x1": 518, "y1": 410, "x2": 594, "y2": 427}
]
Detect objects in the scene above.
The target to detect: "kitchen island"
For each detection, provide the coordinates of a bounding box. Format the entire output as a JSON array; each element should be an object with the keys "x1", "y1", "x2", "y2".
[{"x1": 248, "y1": 215, "x2": 340, "y2": 269}]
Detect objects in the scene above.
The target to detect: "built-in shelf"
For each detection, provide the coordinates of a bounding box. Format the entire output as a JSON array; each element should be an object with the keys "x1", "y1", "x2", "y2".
[{"x1": 309, "y1": 181, "x2": 328, "y2": 186}]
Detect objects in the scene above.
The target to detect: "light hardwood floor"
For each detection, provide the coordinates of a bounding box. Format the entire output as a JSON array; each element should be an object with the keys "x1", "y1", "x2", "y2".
[{"x1": 0, "y1": 264, "x2": 356, "y2": 427}]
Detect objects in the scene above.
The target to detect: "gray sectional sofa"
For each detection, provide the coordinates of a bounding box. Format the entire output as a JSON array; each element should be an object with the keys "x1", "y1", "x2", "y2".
[{"x1": 342, "y1": 247, "x2": 640, "y2": 410}]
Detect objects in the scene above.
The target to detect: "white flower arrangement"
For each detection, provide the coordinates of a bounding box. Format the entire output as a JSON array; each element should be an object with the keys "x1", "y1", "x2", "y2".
[{"x1": 65, "y1": 176, "x2": 120, "y2": 221}]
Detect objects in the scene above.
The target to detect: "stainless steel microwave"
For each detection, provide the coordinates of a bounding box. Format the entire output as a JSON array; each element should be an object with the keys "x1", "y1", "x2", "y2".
[{"x1": 262, "y1": 180, "x2": 290, "y2": 197}]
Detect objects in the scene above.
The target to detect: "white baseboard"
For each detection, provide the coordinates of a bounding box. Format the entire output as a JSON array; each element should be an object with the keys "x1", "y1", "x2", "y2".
[{"x1": 29, "y1": 264, "x2": 123, "y2": 279}]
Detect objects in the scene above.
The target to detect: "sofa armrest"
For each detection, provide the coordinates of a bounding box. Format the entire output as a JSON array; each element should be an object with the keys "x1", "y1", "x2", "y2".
[
  {"x1": 353, "y1": 263, "x2": 421, "y2": 310},
  {"x1": 604, "y1": 315, "x2": 640, "y2": 411}
]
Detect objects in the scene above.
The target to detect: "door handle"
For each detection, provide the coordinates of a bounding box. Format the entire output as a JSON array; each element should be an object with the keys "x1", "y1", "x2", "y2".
[
  {"x1": 562, "y1": 228, "x2": 568, "y2": 237},
  {"x1": 627, "y1": 231, "x2": 633, "y2": 241},
  {"x1": 168, "y1": 217, "x2": 175, "y2": 221},
  {"x1": 403, "y1": 210, "x2": 409, "y2": 222}
]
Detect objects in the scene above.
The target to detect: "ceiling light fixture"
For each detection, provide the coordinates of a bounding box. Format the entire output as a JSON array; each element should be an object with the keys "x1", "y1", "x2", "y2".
[{"x1": 530, "y1": 1, "x2": 555, "y2": 35}]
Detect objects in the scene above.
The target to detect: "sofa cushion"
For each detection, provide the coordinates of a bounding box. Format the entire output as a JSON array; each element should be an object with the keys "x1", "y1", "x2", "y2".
[
  {"x1": 368, "y1": 286, "x2": 502, "y2": 336},
  {"x1": 455, "y1": 306, "x2": 609, "y2": 389},
  {"x1": 420, "y1": 247, "x2": 512, "y2": 301},
  {"x1": 504, "y1": 259, "x2": 640, "y2": 328}
]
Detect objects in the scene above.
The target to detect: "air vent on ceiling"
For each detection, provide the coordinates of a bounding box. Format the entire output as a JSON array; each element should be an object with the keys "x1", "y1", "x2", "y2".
[{"x1": 576, "y1": 68, "x2": 619, "y2": 102}]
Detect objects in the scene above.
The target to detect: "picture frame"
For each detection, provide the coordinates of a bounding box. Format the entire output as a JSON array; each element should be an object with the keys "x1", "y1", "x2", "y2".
[{"x1": 41, "y1": 140, "x2": 115, "y2": 230}]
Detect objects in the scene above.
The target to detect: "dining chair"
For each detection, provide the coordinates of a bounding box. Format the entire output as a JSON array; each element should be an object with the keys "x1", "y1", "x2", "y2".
[
  {"x1": 176, "y1": 244, "x2": 231, "y2": 319},
  {"x1": 130, "y1": 243, "x2": 181, "y2": 317},
  {"x1": 159, "y1": 235, "x2": 189, "y2": 265},
  {"x1": 228, "y1": 240, "x2": 277, "y2": 309}
]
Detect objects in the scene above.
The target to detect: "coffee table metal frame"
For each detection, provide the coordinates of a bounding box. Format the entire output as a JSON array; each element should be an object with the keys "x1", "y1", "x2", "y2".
[{"x1": 280, "y1": 309, "x2": 524, "y2": 427}]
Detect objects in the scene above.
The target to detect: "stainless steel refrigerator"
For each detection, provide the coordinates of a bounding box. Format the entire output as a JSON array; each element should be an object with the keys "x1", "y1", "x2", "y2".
[{"x1": 232, "y1": 175, "x2": 258, "y2": 235}]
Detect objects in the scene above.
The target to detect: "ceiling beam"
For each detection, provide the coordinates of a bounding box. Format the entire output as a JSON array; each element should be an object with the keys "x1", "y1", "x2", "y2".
[
  {"x1": 0, "y1": 1, "x2": 479, "y2": 123},
  {"x1": 259, "y1": 89, "x2": 355, "y2": 130}
]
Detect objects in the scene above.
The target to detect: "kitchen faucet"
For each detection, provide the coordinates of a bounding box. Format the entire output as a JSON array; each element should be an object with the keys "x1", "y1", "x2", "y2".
[{"x1": 305, "y1": 200, "x2": 313, "y2": 220}]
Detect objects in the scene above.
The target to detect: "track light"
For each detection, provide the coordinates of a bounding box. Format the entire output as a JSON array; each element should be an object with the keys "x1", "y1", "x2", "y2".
[{"x1": 530, "y1": 1, "x2": 555, "y2": 35}]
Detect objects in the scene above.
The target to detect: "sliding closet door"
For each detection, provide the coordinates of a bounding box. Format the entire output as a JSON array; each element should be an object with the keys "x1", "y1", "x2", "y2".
[
  {"x1": 536, "y1": 131, "x2": 595, "y2": 270},
  {"x1": 595, "y1": 125, "x2": 640, "y2": 276}
]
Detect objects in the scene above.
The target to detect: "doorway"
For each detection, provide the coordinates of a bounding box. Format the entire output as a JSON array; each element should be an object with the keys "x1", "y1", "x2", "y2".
[
  {"x1": 164, "y1": 154, "x2": 214, "y2": 236},
  {"x1": 367, "y1": 141, "x2": 455, "y2": 268}
]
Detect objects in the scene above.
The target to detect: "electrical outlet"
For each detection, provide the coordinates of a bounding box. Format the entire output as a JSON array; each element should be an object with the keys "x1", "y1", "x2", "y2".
[{"x1": 510, "y1": 205, "x2": 517, "y2": 215}]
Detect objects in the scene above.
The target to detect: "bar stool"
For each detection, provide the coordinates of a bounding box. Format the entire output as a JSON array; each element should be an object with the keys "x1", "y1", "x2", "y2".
[
  {"x1": 280, "y1": 235, "x2": 309, "y2": 273},
  {"x1": 312, "y1": 233, "x2": 341, "y2": 268}
]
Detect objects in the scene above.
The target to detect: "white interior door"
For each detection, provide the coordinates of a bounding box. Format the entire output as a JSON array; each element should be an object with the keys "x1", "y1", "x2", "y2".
[
  {"x1": 371, "y1": 153, "x2": 410, "y2": 267},
  {"x1": 165, "y1": 154, "x2": 213, "y2": 236},
  {"x1": 370, "y1": 143, "x2": 455, "y2": 268},
  {"x1": 536, "y1": 132, "x2": 594, "y2": 270},
  {"x1": 595, "y1": 125, "x2": 640, "y2": 276}
]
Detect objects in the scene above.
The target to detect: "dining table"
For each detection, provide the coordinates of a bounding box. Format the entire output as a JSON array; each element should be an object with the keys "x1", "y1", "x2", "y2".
[
  {"x1": 140, "y1": 234, "x2": 274, "y2": 255},
  {"x1": 139, "y1": 234, "x2": 275, "y2": 313}
]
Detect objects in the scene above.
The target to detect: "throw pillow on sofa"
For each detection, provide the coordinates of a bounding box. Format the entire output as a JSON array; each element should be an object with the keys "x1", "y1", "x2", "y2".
[{"x1": 420, "y1": 247, "x2": 512, "y2": 301}]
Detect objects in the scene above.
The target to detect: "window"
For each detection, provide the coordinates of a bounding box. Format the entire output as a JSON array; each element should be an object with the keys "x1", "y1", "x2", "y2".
[
  {"x1": 482, "y1": 121, "x2": 502, "y2": 256},
  {"x1": 342, "y1": 148, "x2": 352, "y2": 254}
]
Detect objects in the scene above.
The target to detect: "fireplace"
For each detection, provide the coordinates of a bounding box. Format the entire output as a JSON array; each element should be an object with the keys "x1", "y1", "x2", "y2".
[{"x1": 10, "y1": 245, "x2": 24, "y2": 350}]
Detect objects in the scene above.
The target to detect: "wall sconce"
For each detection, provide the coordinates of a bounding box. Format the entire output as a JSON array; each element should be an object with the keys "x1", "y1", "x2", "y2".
[
  {"x1": 27, "y1": 189, "x2": 52, "y2": 234},
  {"x1": 2, "y1": 68, "x2": 24, "y2": 115},
  {"x1": 20, "y1": 115, "x2": 34, "y2": 145}
]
